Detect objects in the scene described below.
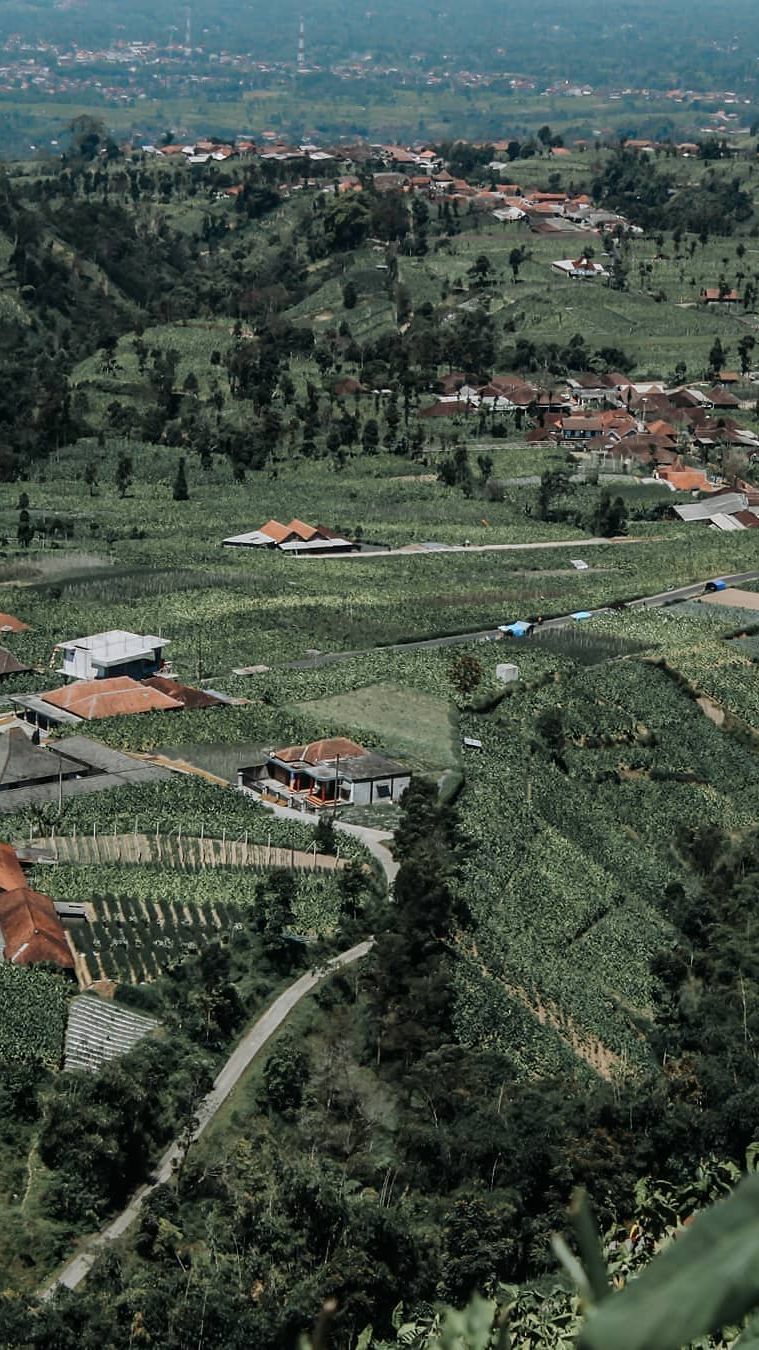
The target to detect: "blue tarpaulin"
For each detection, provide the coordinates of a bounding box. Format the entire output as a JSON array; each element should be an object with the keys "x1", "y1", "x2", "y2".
[{"x1": 500, "y1": 621, "x2": 533, "y2": 637}]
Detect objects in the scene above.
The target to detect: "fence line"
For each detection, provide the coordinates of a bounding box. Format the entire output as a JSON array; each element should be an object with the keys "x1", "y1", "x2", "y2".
[{"x1": 30, "y1": 833, "x2": 347, "y2": 874}]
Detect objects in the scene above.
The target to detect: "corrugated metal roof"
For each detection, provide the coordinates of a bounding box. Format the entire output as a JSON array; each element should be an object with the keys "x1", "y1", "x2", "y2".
[
  {"x1": 0, "y1": 759, "x2": 170, "y2": 813},
  {"x1": 10, "y1": 694, "x2": 82, "y2": 724},
  {"x1": 0, "y1": 647, "x2": 32, "y2": 677},
  {"x1": 0, "y1": 728, "x2": 86, "y2": 786},
  {"x1": 710, "y1": 512, "x2": 746, "y2": 531},
  {"x1": 674, "y1": 493, "x2": 746, "y2": 520}
]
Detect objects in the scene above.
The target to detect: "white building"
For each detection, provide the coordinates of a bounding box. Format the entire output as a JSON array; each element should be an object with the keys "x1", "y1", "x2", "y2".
[
  {"x1": 54, "y1": 631, "x2": 169, "y2": 682},
  {"x1": 552, "y1": 257, "x2": 609, "y2": 280}
]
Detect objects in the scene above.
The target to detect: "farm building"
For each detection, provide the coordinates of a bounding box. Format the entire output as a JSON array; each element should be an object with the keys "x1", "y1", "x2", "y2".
[
  {"x1": 12, "y1": 676, "x2": 183, "y2": 728},
  {"x1": 551, "y1": 257, "x2": 609, "y2": 280},
  {"x1": 142, "y1": 676, "x2": 225, "y2": 709},
  {"x1": 0, "y1": 646, "x2": 33, "y2": 678},
  {"x1": 672, "y1": 491, "x2": 748, "y2": 526},
  {"x1": 223, "y1": 518, "x2": 355, "y2": 553},
  {"x1": 54, "y1": 630, "x2": 169, "y2": 681},
  {"x1": 0, "y1": 729, "x2": 86, "y2": 789},
  {"x1": 0, "y1": 731, "x2": 170, "y2": 812},
  {"x1": 238, "y1": 736, "x2": 410, "y2": 811}
]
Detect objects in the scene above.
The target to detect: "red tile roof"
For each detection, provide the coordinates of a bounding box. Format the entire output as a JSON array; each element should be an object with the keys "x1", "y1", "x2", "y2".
[
  {"x1": 0, "y1": 613, "x2": 30, "y2": 633},
  {"x1": 41, "y1": 676, "x2": 182, "y2": 720},
  {"x1": 143, "y1": 677, "x2": 224, "y2": 710},
  {"x1": 0, "y1": 843, "x2": 26, "y2": 893},
  {"x1": 0, "y1": 887, "x2": 74, "y2": 968},
  {"x1": 258, "y1": 518, "x2": 321, "y2": 543},
  {"x1": 275, "y1": 737, "x2": 365, "y2": 765},
  {"x1": 659, "y1": 468, "x2": 716, "y2": 492},
  {"x1": 286, "y1": 518, "x2": 319, "y2": 541},
  {"x1": 258, "y1": 518, "x2": 293, "y2": 544}
]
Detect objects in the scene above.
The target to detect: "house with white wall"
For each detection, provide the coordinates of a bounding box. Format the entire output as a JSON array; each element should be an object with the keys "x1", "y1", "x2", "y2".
[{"x1": 54, "y1": 631, "x2": 169, "y2": 682}]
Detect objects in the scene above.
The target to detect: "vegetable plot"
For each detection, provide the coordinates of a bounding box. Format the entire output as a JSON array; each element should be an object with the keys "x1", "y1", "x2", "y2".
[{"x1": 0, "y1": 966, "x2": 69, "y2": 1067}]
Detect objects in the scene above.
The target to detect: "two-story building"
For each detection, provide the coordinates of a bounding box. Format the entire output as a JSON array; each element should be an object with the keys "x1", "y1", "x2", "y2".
[{"x1": 54, "y1": 630, "x2": 169, "y2": 682}]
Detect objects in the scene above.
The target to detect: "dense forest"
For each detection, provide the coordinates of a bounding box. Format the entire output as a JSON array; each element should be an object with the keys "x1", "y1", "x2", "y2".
[{"x1": 4, "y1": 784, "x2": 759, "y2": 1346}]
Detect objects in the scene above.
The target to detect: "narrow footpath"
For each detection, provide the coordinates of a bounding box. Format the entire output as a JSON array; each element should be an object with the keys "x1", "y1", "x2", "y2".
[{"x1": 40, "y1": 938, "x2": 374, "y2": 1299}]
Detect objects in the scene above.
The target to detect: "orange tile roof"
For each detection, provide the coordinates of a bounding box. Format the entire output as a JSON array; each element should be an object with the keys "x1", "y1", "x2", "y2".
[
  {"x1": 275, "y1": 737, "x2": 365, "y2": 765},
  {"x1": 258, "y1": 518, "x2": 291, "y2": 543},
  {"x1": 0, "y1": 843, "x2": 26, "y2": 893},
  {"x1": 0, "y1": 613, "x2": 30, "y2": 633},
  {"x1": 40, "y1": 676, "x2": 183, "y2": 720},
  {"x1": 285, "y1": 518, "x2": 319, "y2": 541},
  {"x1": 143, "y1": 677, "x2": 223, "y2": 710},
  {"x1": 0, "y1": 887, "x2": 74, "y2": 967},
  {"x1": 659, "y1": 468, "x2": 716, "y2": 492}
]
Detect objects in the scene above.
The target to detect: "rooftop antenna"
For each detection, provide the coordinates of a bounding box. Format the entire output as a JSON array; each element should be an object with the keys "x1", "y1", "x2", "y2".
[{"x1": 297, "y1": 16, "x2": 306, "y2": 70}]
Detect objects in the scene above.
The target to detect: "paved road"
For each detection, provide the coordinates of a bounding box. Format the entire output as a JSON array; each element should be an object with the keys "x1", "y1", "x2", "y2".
[
  {"x1": 252, "y1": 797, "x2": 398, "y2": 885},
  {"x1": 282, "y1": 569, "x2": 759, "y2": 670},
  {"x1": 40, "y1": 939, "x2": 374, "y2": 1299}
]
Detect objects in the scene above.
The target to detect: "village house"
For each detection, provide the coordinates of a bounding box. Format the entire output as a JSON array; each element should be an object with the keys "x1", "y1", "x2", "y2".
[
  {"x1": 700, "y1": 287, "x2": 740, "y2": 304},
  {"x1": 238, "y1": 736, "x2": 411, "y2": 812},
  {"x1": 223, "y1": 518, "x2": 355, "y2": 554},
  {"x1": 54, "y1": 630, "x2": 169, "y2": 682},
  {"x1": 12, "y1": 677, "x2": 183, "y2": 729},
  {"x1": 0, "y1": 647, "x2": 32, "y2": 680},
  {"x1": 0, "y1": 728, "x2": 170, "y2": 811},
  {"x1": 560, "y1": 415, "x2": 605, "y2": 442},
  {"x1": 0, "y1": 613, "x2": 30, "y2": 634},
  {"x1": 0, "y1": 881, "x2": 74, "y2": 970},
  {"x1": 552, "y1": 257, "x2": 609, "y2": 280}
]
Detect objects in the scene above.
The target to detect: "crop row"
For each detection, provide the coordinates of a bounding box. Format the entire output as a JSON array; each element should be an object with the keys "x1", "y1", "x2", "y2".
[{"x1": 453, "y1": 650, "x2": 759, "y2": 1075}]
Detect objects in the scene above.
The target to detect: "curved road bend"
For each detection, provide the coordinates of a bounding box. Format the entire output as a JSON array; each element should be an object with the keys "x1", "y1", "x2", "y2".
[
  {"x1": 40, "y1": 938, "x2": 374, "y2": 1299},
  {"x1": 251, "y1": 798, "x2": 398, "y2": 886}
]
